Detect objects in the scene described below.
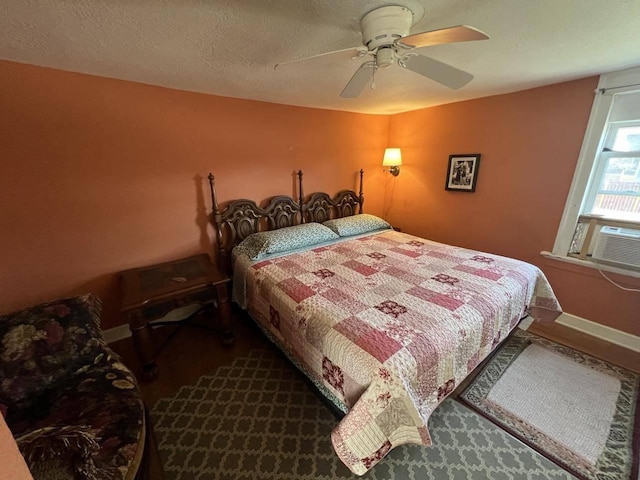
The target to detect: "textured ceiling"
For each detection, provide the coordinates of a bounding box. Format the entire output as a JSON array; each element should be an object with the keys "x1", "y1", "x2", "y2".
[{"x1": 2, "y1": 0, "x2": 640, "y2": 114}]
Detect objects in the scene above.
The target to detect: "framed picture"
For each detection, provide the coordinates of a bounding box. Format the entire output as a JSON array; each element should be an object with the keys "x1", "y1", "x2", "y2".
[{"x1": 445, "y1": 154, "x2": 481, "y2": 192}]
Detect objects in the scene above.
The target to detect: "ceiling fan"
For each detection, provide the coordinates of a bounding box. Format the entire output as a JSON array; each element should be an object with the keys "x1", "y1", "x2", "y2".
[{"x1": 275, "y1": 5, "x2": 489, "y2": 98}]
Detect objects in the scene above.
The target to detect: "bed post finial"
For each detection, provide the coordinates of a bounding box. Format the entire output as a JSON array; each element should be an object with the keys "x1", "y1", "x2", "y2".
[
  {"x1": 298, "y1": 170, "x2": 305, "y2": 224},
  {"x1": 208, "y1": 172, "x2": 227, "y2": 267},
  {"x1": 358, "y1": 169, "x2": 364, "y2": 214}
]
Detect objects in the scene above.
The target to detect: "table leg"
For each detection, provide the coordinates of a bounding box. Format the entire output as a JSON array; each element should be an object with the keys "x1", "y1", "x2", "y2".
[
  {"x1": 130, "y1": 318, "x2": 158, "y2": 380},
  {"x1": 216, "y1": 283, "x2": 234, "y2": 346}
]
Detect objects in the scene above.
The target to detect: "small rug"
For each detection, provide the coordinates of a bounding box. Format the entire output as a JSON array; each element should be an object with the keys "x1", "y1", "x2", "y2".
[
  {"x1": 461, "y1": 329, "x2": 640, "y2": 480},
  {"x1": 151, "y1": 348, "x2": 574, "y2": 479}
]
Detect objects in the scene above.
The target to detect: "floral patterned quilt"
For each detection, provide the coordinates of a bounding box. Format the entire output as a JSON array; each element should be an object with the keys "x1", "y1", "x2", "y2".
[{"x1": 236, "y1": 230, "x2": 561, "y2": 475}]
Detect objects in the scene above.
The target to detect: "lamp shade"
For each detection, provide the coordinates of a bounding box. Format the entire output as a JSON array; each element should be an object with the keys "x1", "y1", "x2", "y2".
[{"x1": 382, "y1": 148, "x2": 402, "y2": 167}]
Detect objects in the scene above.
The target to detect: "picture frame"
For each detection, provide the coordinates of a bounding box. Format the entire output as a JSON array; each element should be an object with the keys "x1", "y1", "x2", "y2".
[{"x1": 445, "y1": 154, "x2": 481, "y2": 192}]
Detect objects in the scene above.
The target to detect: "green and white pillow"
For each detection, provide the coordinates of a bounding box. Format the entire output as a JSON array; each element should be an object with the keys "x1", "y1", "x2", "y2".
[
  {"x1": 233, "y1": 223, "x2": 339, "y2": 260},
  {"x1": 323, "y1": 214, "x2": 391, "y2": 237}
]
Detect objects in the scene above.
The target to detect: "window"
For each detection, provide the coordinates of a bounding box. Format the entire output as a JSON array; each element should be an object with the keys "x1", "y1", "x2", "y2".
[
  {"x1": 550, "y1": 67, "x2": 640, "y2": 275},
  {"x1": 585, "y1": 119, "x2": 640, "y2": 221}
]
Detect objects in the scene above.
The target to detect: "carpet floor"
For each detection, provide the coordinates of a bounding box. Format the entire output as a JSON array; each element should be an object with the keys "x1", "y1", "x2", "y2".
[
  {"x1": 151, "y1": 348, "x2": 575, "y2": 480},
  {"x1": 461, "y1": 330, "x2": 639, "y2": 480}
]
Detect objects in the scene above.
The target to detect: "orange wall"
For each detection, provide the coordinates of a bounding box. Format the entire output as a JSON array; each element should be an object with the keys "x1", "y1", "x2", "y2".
[
  {"x1": 2, "y1": 61, "x2": 638, "y2": 335},
  {"x1": 388, "y1": 77, "x2": 640, "y2": 336},
  {"x1": 0, "y1": 61, "x2": 389, "y2": 329}
]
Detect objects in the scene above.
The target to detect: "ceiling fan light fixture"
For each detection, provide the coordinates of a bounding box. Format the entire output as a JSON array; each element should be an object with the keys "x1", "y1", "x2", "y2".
[{"x1": 376, "y1": 47, "x2": 395, "y2": 68}]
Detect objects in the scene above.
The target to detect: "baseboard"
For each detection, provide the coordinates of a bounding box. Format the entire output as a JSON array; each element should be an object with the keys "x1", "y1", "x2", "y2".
[
  {"x1": 102, "y1": 324, "x2": 131, "y2": 344},
  {"x1": 101, "y1": 303, "x2": 203, "y2": 344},
  {"x1": 517, "y1": 316, "x2": 534, "y2": 330},
  {"x1": 556, "y1": 312, "x2": 640, "y2": 353}
]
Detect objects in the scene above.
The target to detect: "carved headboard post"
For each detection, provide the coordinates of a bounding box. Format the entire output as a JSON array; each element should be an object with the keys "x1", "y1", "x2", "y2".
[
  {"x1": 298, "y1": 170, "x2": 304, "y2": 224},
  {"x1": 358, "y1": 169, "x2": 364, "y2": 214},
  {"x1": 208, "y1": 173, "x2": 227, "y2": 268}
]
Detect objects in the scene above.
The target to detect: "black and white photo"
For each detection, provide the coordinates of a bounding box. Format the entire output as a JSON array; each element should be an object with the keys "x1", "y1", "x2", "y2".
[{"x1": 446, "y1": 154, "x2": 481, "y2": 192}]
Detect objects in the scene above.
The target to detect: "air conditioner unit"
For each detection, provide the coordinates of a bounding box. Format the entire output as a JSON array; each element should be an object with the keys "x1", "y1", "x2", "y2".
[{"x1": 591, "y1": 226, "x2": 640, "y2": 269}]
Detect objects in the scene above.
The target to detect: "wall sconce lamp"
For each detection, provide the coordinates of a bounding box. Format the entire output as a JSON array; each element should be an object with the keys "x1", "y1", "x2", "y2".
[{"x1": 382, "y1": 147, "x2": 402, "y2": 176}]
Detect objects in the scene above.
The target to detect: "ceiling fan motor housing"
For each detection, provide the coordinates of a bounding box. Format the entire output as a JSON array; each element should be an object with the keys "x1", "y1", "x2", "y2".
[{"x1": 361, "y1": 6, "x2": 414, "y2": 50}]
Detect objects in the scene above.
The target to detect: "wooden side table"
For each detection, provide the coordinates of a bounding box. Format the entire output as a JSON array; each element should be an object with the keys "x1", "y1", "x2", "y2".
[{"x1": 120, "y1": 253, "x2": 232, "y2": 379}]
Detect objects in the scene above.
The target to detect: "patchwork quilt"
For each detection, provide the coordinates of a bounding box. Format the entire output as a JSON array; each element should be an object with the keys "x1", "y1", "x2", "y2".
[{"x1": 236, "y1": 230, "x2": 562, "y2": 475}]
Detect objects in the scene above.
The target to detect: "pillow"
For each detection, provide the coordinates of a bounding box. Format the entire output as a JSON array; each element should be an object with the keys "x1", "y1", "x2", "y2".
[
  {"x1": 234, "y1": 223, "x2": 339, "y2": 260},
  {"x1": 0, "y1": 294, "x2": 107, "y2": 406},
  {"x1": 323, "y1": 214, "x2": 391, "y2": 237}
]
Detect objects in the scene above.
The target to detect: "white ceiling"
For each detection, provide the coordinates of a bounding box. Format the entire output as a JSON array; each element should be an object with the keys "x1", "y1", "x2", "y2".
[{"x1": 2, "y1": 0, "x2": 640, "y2": 115}]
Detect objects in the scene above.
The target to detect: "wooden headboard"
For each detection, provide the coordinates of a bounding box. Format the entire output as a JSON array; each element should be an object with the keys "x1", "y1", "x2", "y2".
[
  {"x1": 208, "y1": 170, "x2": 364, "y2": 272},
  {"x1": 302, "y1": 170, "x2": 364, "y2": 223}
]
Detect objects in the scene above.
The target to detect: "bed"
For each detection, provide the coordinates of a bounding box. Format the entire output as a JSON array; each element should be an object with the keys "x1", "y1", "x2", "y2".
[{"x1": 208, "y1": 170, "x2": 562, "y2": 475}]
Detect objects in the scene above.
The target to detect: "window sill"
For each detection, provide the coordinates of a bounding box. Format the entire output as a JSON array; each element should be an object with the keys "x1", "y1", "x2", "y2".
[{"x1": 540, "y1": 251, "x2": 640, "y2": 279}]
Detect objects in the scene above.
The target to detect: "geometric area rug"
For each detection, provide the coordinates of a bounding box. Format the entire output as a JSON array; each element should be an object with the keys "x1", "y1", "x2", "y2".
[
  {"x1": 151, "y1": 347, "x2": 576, "y2": 479},
  {"x1": 461, "y1": 329, "x2": 640, "y2": 480}
]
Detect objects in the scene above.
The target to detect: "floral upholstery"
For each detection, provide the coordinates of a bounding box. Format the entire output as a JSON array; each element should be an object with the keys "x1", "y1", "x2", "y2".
[
  {"x1": 0, "y1": 295, "x2": 144, "y2": 480},
  {"x1": 0, "y1": 295, "x2": 106, "y2": 406}
]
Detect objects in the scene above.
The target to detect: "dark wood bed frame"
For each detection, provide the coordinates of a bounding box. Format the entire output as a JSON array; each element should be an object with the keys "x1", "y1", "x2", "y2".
[{"x1": 208, "y1": 169, "x2": 364, "y2": 272}]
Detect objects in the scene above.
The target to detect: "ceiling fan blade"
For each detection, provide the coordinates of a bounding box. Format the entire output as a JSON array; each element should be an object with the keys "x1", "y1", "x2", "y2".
[
  {"x1": 398, "y1": 25, "x2": 489, "y2": 48},
  {"x1": 275, "y1": 47, "x2": 367, "y2": 70},
  {"x1": 340, "y1": 62, "x2": 376, "y2": 98},
  {"x1": 401, "y1": 54, "x2": 473, "y2": 89}
]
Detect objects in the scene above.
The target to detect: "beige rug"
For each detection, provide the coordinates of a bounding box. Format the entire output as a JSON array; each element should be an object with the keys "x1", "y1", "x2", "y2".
[{"x1": 461, "y1": 330, "x2": 640, "y2": 480}]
